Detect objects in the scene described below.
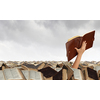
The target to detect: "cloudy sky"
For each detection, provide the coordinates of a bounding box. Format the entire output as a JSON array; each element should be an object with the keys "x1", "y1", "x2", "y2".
[{"x1": 0, "y1": 20, "x2": 100, "y2": 61}]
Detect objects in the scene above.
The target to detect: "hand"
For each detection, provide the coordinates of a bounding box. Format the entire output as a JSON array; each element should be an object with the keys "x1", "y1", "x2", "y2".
[{"x1": 75, "y1": 41, "x2": 87, "y2": 55}]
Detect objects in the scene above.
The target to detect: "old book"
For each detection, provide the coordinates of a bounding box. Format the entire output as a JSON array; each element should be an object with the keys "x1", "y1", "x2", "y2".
[
  {"x1": 3, "y1": 68, "x2": 25, "y2": 80},
  {"x1": 56, "y1": 63, "x2": 64, "y2": 68},
  {"x1": 82, "y1": 67, "x2": 98, "y2": 80},
  {"x1": 38, "y1": 65, "x2": 68, "y2": 80},
  {"x1": 1, "y1": 63, "x2": 10, "y2": 70},
  {"x1": 53, "y1": 67, "x2": 68, "y2": 80},
  {"x1": 37, "y1": 62, "x2": 45, "y2": 70},
  {"x1": 42, "y1": 64, "x2": 55, "y2": 80},
  {"x1": 22, "y1": 62, "x2": 45, "y2": 70},
  {"x1": 94, "y1": 66, "x2": 100, "y2": 72},
  {"x1": 66, "y1": 30, "x2": 95, "y2": 61},
  {"x1": 21, "y1": 65, "x2": 29, "y2": 70},
  {"x1": 62, "y1": 69, "x2": 68, "y2": 80},
  {"x1": 21, "y1": 70, "x2": 43, "y2": 80},
  {"x1": 29, "y1": 70, "x2": 43, "y2": 80},
  {"x1": 94, "y1": 66, "x2": 100, "y2": 79},
  {"x1": 0, "y1": 70, "x2": 5, "y2": 80},
  {"x1": 53, "y1": 69, "x2": 62, "y2": 80},
  {"x1": 63, "y1": 64, "x2": 74, "y2": 80},
  {"x1": 43, "y1": 63, "x2": 53, "y2": 68},
  {"x1": 71, "y1": 68, "x2": 84, "y2": 80},
  {"x1": 97, "y1": 70, "x2": 100, "y2": 80},
  {"x1": 44, "y1": 76, "x2": 53, "y2": 80},
  {"x1": 0, "y1": 67, "x2": 2, "y2": 70},
  {"x1": 38, "y1": 67, "x2": 57, "y2": 78},
  {"x1": 21, "y1": 70, "x2": 29, "y2": 80}
]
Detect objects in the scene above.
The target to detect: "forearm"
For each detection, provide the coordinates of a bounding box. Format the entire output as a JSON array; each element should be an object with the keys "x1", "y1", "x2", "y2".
[
  {"x1": 72, "y1": 54, "x2": 82, "y2": 69},
  {"x1": 71, "y1": 41, "x2": 86, "y2": 69}
]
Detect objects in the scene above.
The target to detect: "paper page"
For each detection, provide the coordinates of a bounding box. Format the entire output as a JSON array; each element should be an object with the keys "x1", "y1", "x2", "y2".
[
  {"x1": 55, "y1": 68, "x2": 62, "y2": 72},
  {"x1": 72, "y1": 68, "x2": 82, "y2": 80},
  {"x1": 35, "y1": 72, "x2": 42, "y2": 80},
  {"x1": 94, "y1": 66, "x2": 100, "y2": 72},
  {"x1": 51, "y1": 67, "x2": 56, "y2": 70},
  {"x1": 22, "y1": 70, "x2": 29, "y2": 80},
  {"x1": 3, "y1": 69, "x2": 13, "y2": 80},
  {"x1": 29, "y1": 70, "x2": 35, "y2": 79},
  {"x1": 29, "y1": 70, "x2": 42, "y2": 80},
  {"x1": 0, "y1": 70, "x2": 5, "y2": 80},
  {"x1": 10, "y1": 68, "x2": 22, "y2": 79},
  {"x1": 68, "y1": 36, "x2": 80, "y2": 41}
]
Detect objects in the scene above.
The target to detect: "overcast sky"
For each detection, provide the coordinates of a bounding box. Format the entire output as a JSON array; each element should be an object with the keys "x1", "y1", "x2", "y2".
[{"x1": 0, "y1": 20, "x2": 100, "y2": 61}]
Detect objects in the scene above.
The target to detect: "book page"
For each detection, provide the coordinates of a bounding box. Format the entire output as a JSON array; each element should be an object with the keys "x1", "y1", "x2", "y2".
[
  {"x1": 68, "y1": 36, "x2": 80, "y2": 42},
  {"x1": 94, "y1": 66, "x2": 100, "y2": 72},
  {"x1": 35, "y1": 72, "x2": 42, "y2": 80},
  {"x1": 72, "y1": 68, "x2": 82, "y2": 80},
  {"x1": 51, "y1": 67, "x2": 56, "y2": 70},
  {"x1": 22, "y1": 70, "x2": 29, "y2": 80},
  {"x1": 29, "y1": 70, "x2": 42, "y2": 80},
  {"x1": 55, "y1": 68, "x2": 62, "y2": 72},
  {"x1": 0, "y1": 70, "x2": 5, "y2": 80},
  {"x1": 29, "y1": 70, "x2": 35, "y2": 80},
  {"x1": 3, "y1": 69, "x2": 13, "y2": 80},
  {"x1": 10, "y1": 68, "x2": 22, "y2": 79}
]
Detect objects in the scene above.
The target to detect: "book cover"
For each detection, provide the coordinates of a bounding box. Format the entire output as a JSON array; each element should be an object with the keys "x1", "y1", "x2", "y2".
[{"x1": 66, "y1": 30, "x2": 95, "y2": 61}]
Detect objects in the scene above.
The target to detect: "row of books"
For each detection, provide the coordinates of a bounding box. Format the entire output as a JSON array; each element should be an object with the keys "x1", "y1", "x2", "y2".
[{"x1": 0, "y1": 62, "x2": 100, "y2": 80}]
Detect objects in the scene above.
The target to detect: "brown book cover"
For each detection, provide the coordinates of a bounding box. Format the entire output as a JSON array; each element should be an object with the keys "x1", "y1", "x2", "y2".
[
  {"x1": 81, "y1": 67, "x2": 99, "y2": 80},
  {"x1": 87, "y1": 67, "x2": 98, "y2": 80},
  {"x1": 38, "y1": 67, "x2": 57, "y2": 78},
  {"x1": 38, "y1": 64, "x2": 68, "y2": 80},
  {"x1": 53, "y1": 70, "x2": 62, "y2": 80},
  {"x1": 65, "y1": 30, "x2": 95, "y2": 61}
]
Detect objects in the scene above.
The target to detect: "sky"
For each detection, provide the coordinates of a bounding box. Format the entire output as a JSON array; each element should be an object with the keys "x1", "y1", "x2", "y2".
[{"x1": 0, "y1": 20, "x2": 100, "y2": 61}]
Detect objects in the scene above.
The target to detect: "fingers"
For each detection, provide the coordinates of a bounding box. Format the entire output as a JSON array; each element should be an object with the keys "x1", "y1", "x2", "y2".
[
  {"x1": 82, "y1": 41, "x2": 87, "y2": 49},
  {"x1": 75, "y1": 41, "x2": 87, "y2": 55},
  {"x1": 75, "y1": 47, "x2": 78, "y2": 52},
  {"x1": 82, "y1": 41, "x2": 87, "y2": 45}
]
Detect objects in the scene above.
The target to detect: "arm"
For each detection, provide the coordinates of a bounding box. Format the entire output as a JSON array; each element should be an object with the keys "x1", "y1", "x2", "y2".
[{"x1": 72, "y1": 41, "x2": 87, "y2": 69}]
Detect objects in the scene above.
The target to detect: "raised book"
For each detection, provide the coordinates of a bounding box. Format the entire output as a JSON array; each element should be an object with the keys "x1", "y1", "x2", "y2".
[{"x1": 65, "y1": 30, "x2": 95, "y2": 61}]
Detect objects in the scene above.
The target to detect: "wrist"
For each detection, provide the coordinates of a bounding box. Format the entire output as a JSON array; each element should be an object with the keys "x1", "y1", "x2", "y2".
[{"x1": 78, "y1": 53, "x2": 83, "y2": 57}]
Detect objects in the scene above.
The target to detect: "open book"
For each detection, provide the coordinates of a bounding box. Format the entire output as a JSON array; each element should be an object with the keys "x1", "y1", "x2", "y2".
[
  {"x1": 22, "y1": 62, "x2": 45, "y2": 70},
  {"x1": 71, "y1": 68, "x2": 84, "y2": 80},
  {"x1": 21, "y1": 70, "x2": 43, "y2": 80},
  {"x1": 65, "y1": 30, "x2": 95, "y2": 61},
  {"x1": 38, "y1": 64, "x2": 73, "y2": 80},
  {"x1": 0, "y1": 68, "x2": 25, "y2": 80},
  {"x1": 94, "y1": 66, "x2": 100, "y2": 80},
  {"x1": 82, "y1": 67, "x2": 98, "y2": 80}
]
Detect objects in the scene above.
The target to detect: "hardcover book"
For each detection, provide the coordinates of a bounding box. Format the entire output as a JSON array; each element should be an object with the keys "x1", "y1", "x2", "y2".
[
  {"x1": 21, "y1": 70, "x2": 43, "y2": 80},
  {"x1": 82, "y1": 67, "x2": 98, "y2": 80},
  {"x1": 71, "y1": 68, "x2": 84, "y2": 80},
  {"x1": 2, "y1": 68, "x2": 25, "y2": 80},
  {"x1": 65, "y1": 30, "x2": 95, "y2": 61}
]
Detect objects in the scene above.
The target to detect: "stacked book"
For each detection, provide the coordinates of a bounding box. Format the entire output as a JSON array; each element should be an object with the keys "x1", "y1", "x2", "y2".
[{"x1": 0, "y1": 62, "x2": 100, "y2": 80}]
